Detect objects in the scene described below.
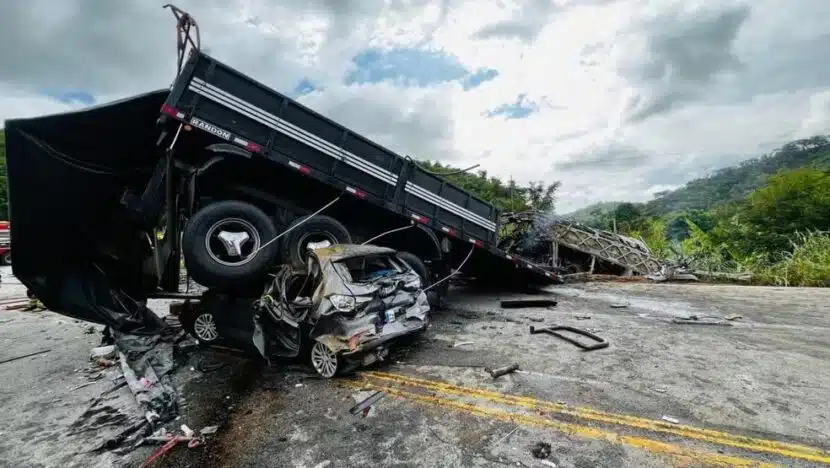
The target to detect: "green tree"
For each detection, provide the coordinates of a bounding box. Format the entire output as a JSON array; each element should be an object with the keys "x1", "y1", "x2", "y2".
[
  {"x1": 417, "y1": 160, "x2": 561, "y2": 213},
  {"x1": 612, "y1": 202, "x2": 646, "y2": 232},
  {"x1": 733, "y1": 167, "x2": 830, "y2": 255}
]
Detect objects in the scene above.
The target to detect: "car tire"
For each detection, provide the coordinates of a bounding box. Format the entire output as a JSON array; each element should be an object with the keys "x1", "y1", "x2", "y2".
[
  {"x1": 182, "y1": 200, "x2": 279, "y2": 288},
  {"x1": 310, "y1": 341, "x2": 342, "y2": 378},
  {"x1": 0, "y1": 252, "x2": 9, "y2": 266},
  {"x1": 282, "y1": 215, "x2": 351, "y2": 267},
  {"x1": 179, "y1": 309, "x2": 221, "y2": 344}
]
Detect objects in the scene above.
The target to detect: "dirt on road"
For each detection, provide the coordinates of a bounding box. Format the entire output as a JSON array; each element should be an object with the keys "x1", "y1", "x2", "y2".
[{"x1": 2, "y1": 274, "x2": 829, "y2": 467}]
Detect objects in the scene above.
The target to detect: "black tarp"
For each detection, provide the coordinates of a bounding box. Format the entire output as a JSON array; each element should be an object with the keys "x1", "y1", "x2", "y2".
[{"x1": 4, "y1": 90, "x2": 170, "y2": 333}]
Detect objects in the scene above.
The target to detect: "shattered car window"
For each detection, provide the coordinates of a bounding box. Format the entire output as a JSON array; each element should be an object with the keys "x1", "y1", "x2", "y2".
[{"x1": 334, "y1": 255, "x2": 409, "y2": 283}]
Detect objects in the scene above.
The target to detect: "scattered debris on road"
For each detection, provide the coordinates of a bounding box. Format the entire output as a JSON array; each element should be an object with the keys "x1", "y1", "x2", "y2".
[
  {"x1": 70, "y1": 381, "x2": 99, "y2": 391},
  {"x1": 661, "y1": 415, "x2": 680, "y2": 424},
  {"x1": 610, "y1": 302, "x2": 629, "y2": 309},
  {"x1": 500, "y1": 299, "x2": 558, "y2": 309},
  {"x1": 451, "y1": 341, "x2": 475, "y2": 348},
  {"x1": 200, "y1": 425, "x2": 219, "y2": 435},
  {"x1": 180, "y1": 425, "x2": 195, "y2": 438},
  {"x1": 485, "y1": 363, "x2": 520, "y2": 379},
  {"x1": 91, "y1": 345, "x2": 116, "y2": 360},
  {"x1": 671, "y1": 315, "x2": 733, "y2": 326},
  {"x1": 349, "y1": 390, "x2": 386, "y2": 417},
  {"x1": 0, "y1": 348, "x2": 50, "y2": 365},
  {"x1": 531, "y1": 441, "x2": 553, "y2": 459},
  {"x1": 529, "y1": 325, "x2": 609, "y2": 351}
]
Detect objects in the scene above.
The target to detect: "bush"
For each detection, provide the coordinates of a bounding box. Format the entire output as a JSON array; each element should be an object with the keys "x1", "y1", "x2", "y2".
[{"x1": 751, "y1": 231, "x2": 830, "y2": 287}]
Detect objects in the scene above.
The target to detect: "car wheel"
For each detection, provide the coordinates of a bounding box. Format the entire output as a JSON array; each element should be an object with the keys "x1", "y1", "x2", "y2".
[
  {"x1": 182, "y1": 200, "x2": 279, "y2": 288},
  {"x1": 1, "y1": 252, "x2": 10, "y2": 266},
  {"x1": 282, "y1": 215, "x2": 351, "y2": 267},
  {"x1": 310, "y1": 341, "x2": 341, "y2": 378},
  {"x1": 180, "y1": 310, "x2": 221, "y2": 344}
]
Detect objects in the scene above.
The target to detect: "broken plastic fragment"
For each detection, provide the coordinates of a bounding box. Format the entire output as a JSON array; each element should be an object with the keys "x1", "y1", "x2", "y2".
[
  {"x1": 90, "y1": 345, "x2": 116, "y2": 359},
  {"x1": 181, "y1": 424, "x2": 195, "y2": 437}
]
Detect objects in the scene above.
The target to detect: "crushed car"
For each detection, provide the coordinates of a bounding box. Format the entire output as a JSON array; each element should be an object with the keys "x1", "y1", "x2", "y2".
[{"x1": 176, "y1": 243, "x2": 430, "y2": 378}]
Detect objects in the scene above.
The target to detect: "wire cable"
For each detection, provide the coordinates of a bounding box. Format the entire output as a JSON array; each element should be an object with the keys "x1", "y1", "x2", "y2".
[
  {"x1": 164, "y1": 4, "x2": 201, "y2": 76},
  {"x1": 251, "y1": 195, "x2": 341, "y2": 256},
  {"x1": 404, "y1": 155, "x2": 480, "y2": 176},
  {"x1": 423, "y1": 243, "x2": 475, "y2": 292},
  {"x1": 361, "y1": 222, "x2": 416, "y2": 245}
]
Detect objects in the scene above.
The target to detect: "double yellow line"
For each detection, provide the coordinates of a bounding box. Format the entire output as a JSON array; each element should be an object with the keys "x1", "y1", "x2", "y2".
[{"x1": 345, "y1": 371, "x2": 830, "y2": 466}]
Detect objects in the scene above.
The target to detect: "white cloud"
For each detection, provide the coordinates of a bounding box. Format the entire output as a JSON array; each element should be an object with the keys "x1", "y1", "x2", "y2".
[
  {"x1": 0, "y1": 85, "x2": 85, "y2": 122},
  {"x1": 2, "y1": 0, "x2": 829, "y2": 214}
]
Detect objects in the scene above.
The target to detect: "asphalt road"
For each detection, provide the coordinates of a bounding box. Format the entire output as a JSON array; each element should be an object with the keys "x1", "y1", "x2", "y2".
[{"x1": 2, "y1": 270, "x2": 829, "y2": 467}]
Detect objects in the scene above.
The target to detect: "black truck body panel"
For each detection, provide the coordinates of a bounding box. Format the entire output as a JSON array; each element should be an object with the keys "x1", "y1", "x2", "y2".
[
  {"x1": 3, "y1": 91, "x2": 174, "y2": 333},
  {"x1": 162, "y1": 51, "x2": 555, "y2": 282}
]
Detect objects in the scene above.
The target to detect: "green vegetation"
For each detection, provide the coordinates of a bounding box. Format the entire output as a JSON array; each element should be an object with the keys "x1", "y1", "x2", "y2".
[
  {"x1": 565, "y1": 201, "x2": 621, "y2": 225},
  {"x1": 569, "y1": 136, "x2": 830, "y2": 287},
  {"x1": 417, "y1": 161, "x2": 561, "y2": 213}
]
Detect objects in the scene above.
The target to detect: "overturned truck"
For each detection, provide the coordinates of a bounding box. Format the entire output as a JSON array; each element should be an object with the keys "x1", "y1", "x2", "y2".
[{"x1": 3, "y1": 8, "x2": 557, "y2": 378}]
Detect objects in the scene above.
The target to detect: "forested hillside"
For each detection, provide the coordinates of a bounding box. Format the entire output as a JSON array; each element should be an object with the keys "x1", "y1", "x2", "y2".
[
  {"x1": 645, "y1": 136, "x2": 830, "y2": 215},
  {"x1": 564, "y1": 201, "x2": 621, "y2": 224},
  {"x1": 570, "y1": 135, "x2": 830, "y2": 225}
]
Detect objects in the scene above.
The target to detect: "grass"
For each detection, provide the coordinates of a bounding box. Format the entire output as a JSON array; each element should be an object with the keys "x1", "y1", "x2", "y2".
[{"x1": 750, "y1": 231, "x2": 830, "y2": 287}]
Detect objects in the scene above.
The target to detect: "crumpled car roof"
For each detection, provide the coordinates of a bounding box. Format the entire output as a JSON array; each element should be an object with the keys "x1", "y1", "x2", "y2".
[{"x1": 312, "y1": 244, "x2": 397, "y2": 262}]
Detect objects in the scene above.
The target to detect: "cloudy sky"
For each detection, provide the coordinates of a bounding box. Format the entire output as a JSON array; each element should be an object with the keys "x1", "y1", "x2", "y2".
[{"x1": 2, "y1": 0, "x2": 829, "y2": 213}]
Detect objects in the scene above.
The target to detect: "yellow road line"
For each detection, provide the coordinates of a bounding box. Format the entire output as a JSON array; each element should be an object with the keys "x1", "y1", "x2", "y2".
[
  {"x1": 362, "y1": 371, "x2": 830, "y2": 465},
  {"x1": 342, "y1": 380, "x2": 776, "y2": 467}
]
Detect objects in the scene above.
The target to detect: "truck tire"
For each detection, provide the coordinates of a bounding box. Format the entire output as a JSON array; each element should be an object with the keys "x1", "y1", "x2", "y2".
[
  {"x1": 397, "y1": 251, "x2": 429, "y2": 285},
  {"x1": 182, "y1": 200, "x2": 279, "y2": 288},
  {"x1": 282, "y1": 215, "x2": 351, "y2": 267},
  {"x1": 397, "y1": 251, "x2": 444, "y2": 308}
]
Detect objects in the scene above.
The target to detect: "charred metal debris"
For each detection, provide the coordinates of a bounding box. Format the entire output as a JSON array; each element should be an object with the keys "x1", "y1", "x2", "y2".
[
  {"x1": 529, "y1": 325, "x2": 609, "y2": 351},
  {"x1": 499, "y1": 210, "x2": 748, "y2": 283}
]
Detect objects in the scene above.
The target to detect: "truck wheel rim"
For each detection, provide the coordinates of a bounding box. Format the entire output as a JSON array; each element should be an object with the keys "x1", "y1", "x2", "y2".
[
  {"x1": 193, "y1": 313, "x2": 219, "y2": 341},
  {"x1": 296, "y1": 232, "x2": 338, "y2": 263},
  {"x1": 205, "y1": 218, "x2": 262, "y2": 267},
  {"x1": 310, "y1": 341, "x2": 338, "y2": 378}
]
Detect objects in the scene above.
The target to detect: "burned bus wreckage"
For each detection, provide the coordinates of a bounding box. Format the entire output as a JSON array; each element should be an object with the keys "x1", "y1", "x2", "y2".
[{"x1": 3, "y1": 5, "x2": 559, "y2": 419}]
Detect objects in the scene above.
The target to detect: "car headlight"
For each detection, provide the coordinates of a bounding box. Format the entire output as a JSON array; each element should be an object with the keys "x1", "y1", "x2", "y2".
[{"x1": 329, "y1": 294, "x2": 356, "y2": 312}]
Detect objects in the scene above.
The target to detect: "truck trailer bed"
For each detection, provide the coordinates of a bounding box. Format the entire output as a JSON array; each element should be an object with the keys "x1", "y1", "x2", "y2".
[{"x1": 161, "y1": 50, "x2": 557, "y2": 284}]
